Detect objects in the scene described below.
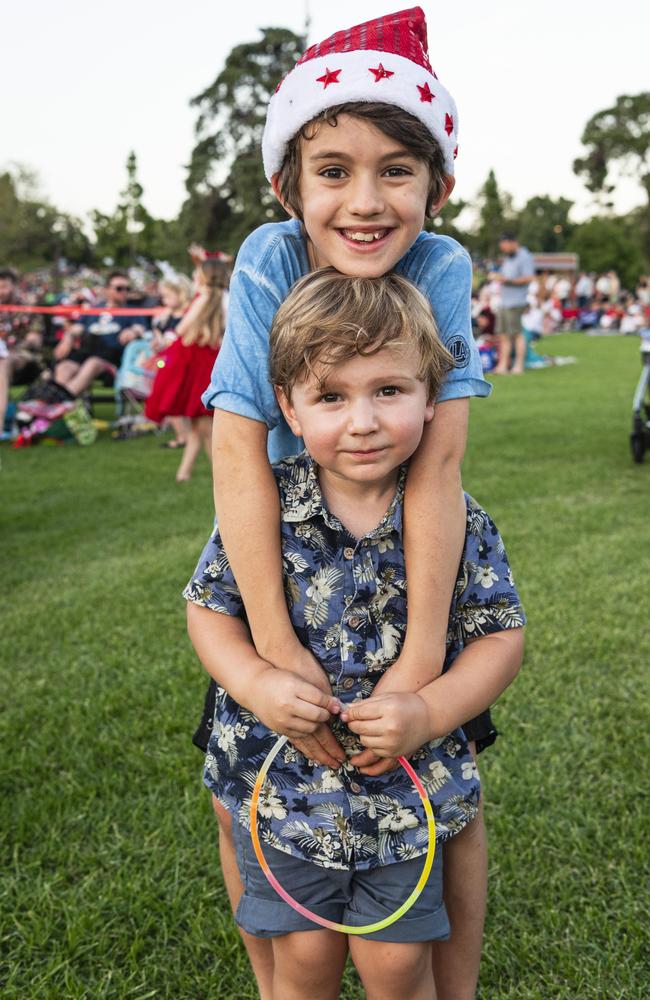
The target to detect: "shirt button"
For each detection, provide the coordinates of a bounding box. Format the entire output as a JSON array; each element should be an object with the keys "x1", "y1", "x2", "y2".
[
  {"x1": 343, "y1": 546, "x2": 355, "y2": 560},
  {"x1": 342, "y1": 677, "x2": 355, "y2": 690},
  {"x1": 347, "y1": 616, "x2": 360, "y2": 628},
  {"x1": 349, "y1": 781, "x2": 362, "y2": 794}
]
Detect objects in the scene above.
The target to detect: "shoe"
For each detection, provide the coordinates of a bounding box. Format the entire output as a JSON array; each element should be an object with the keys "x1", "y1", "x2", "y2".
[{"x1": 160, "y1": 440, "x2": 186, "y2": 449}]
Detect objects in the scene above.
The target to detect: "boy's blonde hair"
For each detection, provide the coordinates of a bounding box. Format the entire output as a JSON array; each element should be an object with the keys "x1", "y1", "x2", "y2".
[{"x1": 270, "y1": 268, "x2": 453, "y2": 401}]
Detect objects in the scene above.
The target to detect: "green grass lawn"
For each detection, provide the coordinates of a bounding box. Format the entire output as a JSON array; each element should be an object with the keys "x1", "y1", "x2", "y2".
[{"x1": 2, "y1": 333, "x2": 649, "y2": 998}]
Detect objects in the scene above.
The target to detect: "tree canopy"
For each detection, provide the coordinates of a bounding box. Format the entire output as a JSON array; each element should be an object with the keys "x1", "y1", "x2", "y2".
[
  {"x1": 183, "y1": 27, "x2": 305, "y2": 252},
  {"x1": 573, "y1": 93, "x2": 650, "y2": 205}
]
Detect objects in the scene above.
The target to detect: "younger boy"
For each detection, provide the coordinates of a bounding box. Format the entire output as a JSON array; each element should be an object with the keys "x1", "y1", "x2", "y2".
[{"x1": 186, "y1": 270, "x2": 525, "y2": 1000}]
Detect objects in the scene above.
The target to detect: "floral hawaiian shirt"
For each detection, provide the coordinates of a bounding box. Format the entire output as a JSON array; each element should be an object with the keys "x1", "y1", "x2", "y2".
[{"x1": 183, "y1": 452, "x2": 525, "y2": 872}]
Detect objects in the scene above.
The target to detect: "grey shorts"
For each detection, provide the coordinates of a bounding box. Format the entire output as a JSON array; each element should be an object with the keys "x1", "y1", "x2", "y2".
[
  {"x1": 231, "y1": 820, "x2": 450, "y2": 943},
  {"x1": 497, "y1": 305, "x2": 526, "y2": 336}
]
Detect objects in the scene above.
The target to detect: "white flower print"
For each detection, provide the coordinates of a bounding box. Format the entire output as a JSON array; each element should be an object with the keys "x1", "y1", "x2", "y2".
[
  {"x1": 379, "y1": 804, "x2": 419, "y2": 833},
  {"x1": 425, "y1": 759, "x2": 451, "y2": 793},
  {"x1": 462, "y1": 761, "x2": 479, "y2": 781},
  {"x1": 373, "y1": 535, "x2": 395, "y2": 554},
  {"x1": 258, "y1": 782, "x2": 288, "y2": 820},
  {"x1": 379, "y1": 622, "x2": 402, "y2": 661},
  {"x1": 283, "y1": 549, "x2": 310, "y2": 574},
  {"x1": 214, "y1": 722, "x2": 236, "y2": 754},
  {"x1": 306, "y1": 567, "x2": 344, "y2": 605},
  {"x1": 474, "y1": 564, "x2": 499, "y2": 589}
]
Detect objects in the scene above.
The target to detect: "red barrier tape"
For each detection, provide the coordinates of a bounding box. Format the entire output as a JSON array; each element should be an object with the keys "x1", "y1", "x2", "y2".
[{"x1": 0, "y1": 304, "x2": 162, "y2": 316}]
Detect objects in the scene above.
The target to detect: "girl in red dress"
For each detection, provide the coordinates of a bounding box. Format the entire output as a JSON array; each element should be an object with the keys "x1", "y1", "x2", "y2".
[{"x1": 146, "y1": 258, "x2": 230, "y2": 481}]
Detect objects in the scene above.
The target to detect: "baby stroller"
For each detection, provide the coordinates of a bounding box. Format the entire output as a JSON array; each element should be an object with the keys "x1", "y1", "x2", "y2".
[
  {"x1": 112, "y1": 338, "x2": 158, "y2": 439},
  {"x1": 630, "y1": 329, "x2": 650, "y2": 463}
]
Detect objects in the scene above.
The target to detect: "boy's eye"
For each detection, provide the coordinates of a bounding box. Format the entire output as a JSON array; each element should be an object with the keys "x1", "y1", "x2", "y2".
[
  {"x1": 319, "y1": 392, "x2": 341, "y2": 403},
  {"x1": 319, "y1": 167, "x2": 347, "y2": 180},
  {"x1": 384, "y1": 166, "x2": 412, "y2": 178},
  {"x1": 379, "y1": 385, "x2": 401, "y2": 396}
]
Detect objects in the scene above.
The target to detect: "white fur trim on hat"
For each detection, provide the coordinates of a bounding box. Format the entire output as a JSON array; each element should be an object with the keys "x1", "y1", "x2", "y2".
[{"x1": 262, "y1": 50, "x2": 458, "y2": 181}]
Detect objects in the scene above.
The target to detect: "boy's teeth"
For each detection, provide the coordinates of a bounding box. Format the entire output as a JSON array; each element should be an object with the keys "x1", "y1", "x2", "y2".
[{"x1": 344, "y1": 230, "x2": 386, "y2": 242}]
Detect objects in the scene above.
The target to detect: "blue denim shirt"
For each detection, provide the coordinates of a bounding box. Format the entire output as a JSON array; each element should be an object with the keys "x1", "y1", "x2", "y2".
[
  {"x1": 184, "y1": 453, "x2": 525, "y2": 871},
  {"x1": 201, "y1": 221, "x2": 492, "y2": 462}
]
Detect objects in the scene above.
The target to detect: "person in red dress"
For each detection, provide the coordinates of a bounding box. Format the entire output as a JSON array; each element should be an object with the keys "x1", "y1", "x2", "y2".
[{"x1": 146, "y1": 258, "x2": 230, "y2": 481}]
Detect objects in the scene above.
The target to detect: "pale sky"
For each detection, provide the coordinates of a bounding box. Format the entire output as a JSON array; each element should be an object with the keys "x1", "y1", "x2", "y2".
[{"x1": 3, "y1": 1, "x2": 648, "y2": 229}]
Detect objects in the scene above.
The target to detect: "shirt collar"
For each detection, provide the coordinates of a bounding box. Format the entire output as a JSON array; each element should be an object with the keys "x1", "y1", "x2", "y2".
[{"x1": 279, "y1": 451, "x2": 404, "y2": 539}]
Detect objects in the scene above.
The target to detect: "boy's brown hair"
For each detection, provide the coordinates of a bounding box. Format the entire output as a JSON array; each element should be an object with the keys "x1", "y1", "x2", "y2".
[
  {"x1": 270, "y1": 267, "x2": 453, "y2": 401},
  {"x1": 275, "y1": 102, "x2": 448, "y2": 222}
]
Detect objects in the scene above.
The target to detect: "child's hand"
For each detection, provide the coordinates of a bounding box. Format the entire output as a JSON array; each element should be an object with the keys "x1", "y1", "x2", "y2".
[
  {"x1": 187, "y1": 243, "x2": 207, "y2": 264},
  {"x1": 289, "y1": 724, "x2": 347, "y2": 770},
  {"x1": 341, "y1": 693, "x2": 432, "y2": 761},
  {"x1": 266, "y1": 647, "x2": 347, "y2": 768},
  {"x1": 277, "y1": 643, "x2": 334, "y2": 698},
  {"x1": 250, "y1": 667, "x2": 341, "y2": 743}
]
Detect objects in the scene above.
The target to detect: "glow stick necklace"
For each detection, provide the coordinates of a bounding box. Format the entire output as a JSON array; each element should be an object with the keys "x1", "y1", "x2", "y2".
[{"x1": 250, "y1": 734, "x2": 436, "y2": 935}]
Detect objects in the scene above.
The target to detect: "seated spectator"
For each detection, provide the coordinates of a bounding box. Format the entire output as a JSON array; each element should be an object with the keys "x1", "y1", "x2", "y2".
[
  {"x1": 54, "y1": 271, "x2": 150, "y2": 397},
  {"x1": 0, "y1": 268, "x2": 45, "y2": 386},
  {"x1": 475, "y1": 305, "x2": 496, "y2": 337}
]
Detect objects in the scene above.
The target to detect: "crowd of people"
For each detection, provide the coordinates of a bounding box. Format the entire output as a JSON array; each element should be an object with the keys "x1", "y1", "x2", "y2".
[
  {"x1": 2, "y1": 250, "x2": 649, "y2": 450},
  {"x1": 474, "y1": 265, "x2": 650, "y2": 340},
  {"x1": 0, "y1": 249, "x2": 232, "y2": 479}
]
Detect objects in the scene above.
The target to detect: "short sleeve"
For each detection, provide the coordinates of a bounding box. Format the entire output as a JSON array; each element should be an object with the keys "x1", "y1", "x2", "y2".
[
  {"x1": 182, "y1": 530, "x2": 245, "y2": 618},
  {"x1": 200, "y1": 222, "x2": 308, "y2": 427},
  {"x1": 398, "y1": 235, "x2": 491, "y2": 402},
  {"x1": 455, "y1": 497, "x2": 526, "y2": 640}
]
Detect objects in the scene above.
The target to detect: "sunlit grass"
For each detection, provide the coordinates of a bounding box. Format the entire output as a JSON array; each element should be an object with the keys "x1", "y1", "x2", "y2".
[{"x1": 2, "y1": 333, "x2": 648, "y2": 998}]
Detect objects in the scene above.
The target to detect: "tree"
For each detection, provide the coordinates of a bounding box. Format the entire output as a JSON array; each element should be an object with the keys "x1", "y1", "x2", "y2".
[
  {"x1": 567, "y1": 215, "x2": 646, "y2": 290},
  {"x1": 0, "y1": 165, "x2": 90, "y2": 270},
  {"x1": 185, "y1": 27, "x2": 305, "y2": 252},
  {"x1": 426, "y1": 197, "x2": 470, "y2": 247},
  {"x1": 90, "y1": 151, "x2": 155, "y2": 265},
  {"x1": 516, "y1": 195, "x2": 575, "y2": 252},
  {"x1": 574, "y1": 93, "x2": 650, "y2": 256},
  {"x1": 473, "y1": 170, "x2": 514, "y2": 260}
]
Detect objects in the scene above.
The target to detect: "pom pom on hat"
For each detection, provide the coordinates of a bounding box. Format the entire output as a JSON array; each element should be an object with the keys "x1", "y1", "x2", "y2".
[{"x1": 262, "y1": 7, "x2": 458, "y2": 181}]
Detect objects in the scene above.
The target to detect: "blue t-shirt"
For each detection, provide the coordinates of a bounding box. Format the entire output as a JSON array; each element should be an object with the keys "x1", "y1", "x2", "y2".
[{"x1": 202, "y1": 220, "x2": 491, "y2": 463}]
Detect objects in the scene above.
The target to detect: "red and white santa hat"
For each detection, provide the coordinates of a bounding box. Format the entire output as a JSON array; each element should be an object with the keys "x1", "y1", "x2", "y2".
[{"x1": 262, "y1": 7, "x2": 458, "y2": 181}]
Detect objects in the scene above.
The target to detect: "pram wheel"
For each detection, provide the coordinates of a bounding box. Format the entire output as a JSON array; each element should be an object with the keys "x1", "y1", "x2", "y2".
[{"x1": 630, "y1": 430, "x2": 646, "y2": 464}]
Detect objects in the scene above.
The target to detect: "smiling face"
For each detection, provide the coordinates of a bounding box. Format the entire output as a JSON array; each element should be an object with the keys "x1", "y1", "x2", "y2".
[
  {"x1": 277, "y1": 345, "x2": 434, "y2": 494},
  {"x1": 276, "y1": 115, "x2": 437, "y2": 278}
]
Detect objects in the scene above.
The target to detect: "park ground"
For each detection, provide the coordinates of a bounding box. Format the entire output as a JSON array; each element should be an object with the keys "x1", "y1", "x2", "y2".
[{"x1": 2, "y1": 333, "x2": 649, "y2": 999}]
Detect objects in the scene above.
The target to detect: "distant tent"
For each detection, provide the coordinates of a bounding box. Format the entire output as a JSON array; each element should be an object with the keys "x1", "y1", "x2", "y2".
[{"x1": 532, "y1": 252, "x2": 579, "y2": 273}]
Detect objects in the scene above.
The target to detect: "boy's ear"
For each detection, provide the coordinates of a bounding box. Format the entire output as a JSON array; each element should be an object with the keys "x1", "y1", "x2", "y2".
[
  {"x1": 274, "y1": 385, "x2": 303, "y2": 436},
  {"x1": 429, "y1": 175, "x2": 456, "y2": 216},
  {"x1": 271, "y1": 175, "x2": 298, "y2": 219}
]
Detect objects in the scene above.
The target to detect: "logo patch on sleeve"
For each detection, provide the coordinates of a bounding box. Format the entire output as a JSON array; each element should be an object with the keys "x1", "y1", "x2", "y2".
[{"x1": 447, "y1": 336, "x2": 471, "y2": 369}]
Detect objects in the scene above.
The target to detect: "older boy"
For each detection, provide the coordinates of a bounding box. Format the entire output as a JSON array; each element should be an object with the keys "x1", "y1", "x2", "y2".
[
  {"x1": 195, "y1": 9, "x2": 497, "y2": 998},
  {"x1": 186, "y1": 270, "x2": 524, "y2": 1000}
]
